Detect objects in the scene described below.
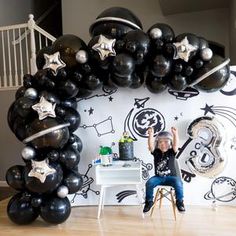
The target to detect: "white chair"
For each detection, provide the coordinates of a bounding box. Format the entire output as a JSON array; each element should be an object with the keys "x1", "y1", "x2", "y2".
[{"x1": 150, "y1": 159, "x2": 182, "y2": 220}]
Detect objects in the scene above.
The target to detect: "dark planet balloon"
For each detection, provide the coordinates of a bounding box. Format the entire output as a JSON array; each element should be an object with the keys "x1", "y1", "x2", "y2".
[
  {"x1": 68, "y1": 134, "x2": 83, "y2": 153},
  {"x1": 40, "y1": 196, "x2": 71, "y2": 224},
  {"x1": 145, "y1": 74, "x2": 167, "y2": 94},
  {"x1": 36, "y1": 46, "x2": 53, "y2": 70},
  {"x1": 25, "y1": 118, "x2": 70, "y2": 149},
  {"x1": 194, "y1": 55, "x2": 230, "y2": 92},
  {"x1": 89, "y1": 7, "x2": 143, "y2": 38},
  {"x1": 24, "y1": 162, "x2": 63, "y2": 194},
  {"x1": 7, "y1": 192, "x2": 39, "y2": 225},
  {"x1": 63, "y1": 171, "x2": 83, "y2": 194},
  {"x1": 12, "y1": 116, "x2": 28, "y2": 141},
  {"x1": 152, "y1": 55, "x2": 172, "y2": 77},
  {"x1": 169, "y1": 74, "x2": 187, "y2": 91},
  {"x1": 59, "y1": 145, "x2": 80, "y2": 170},
  {"x1": 56, "y1": 79, "x2": 79, "y2": 99},
  {"x1": 52, "y1": 34, "x2": 88, "y2": 68},
  {"x1": 7, "y1": 102, "x2": 17, "y2": 132},
  {"x1": 6, "y1": 165, "x2": 25, "y2": 191}
]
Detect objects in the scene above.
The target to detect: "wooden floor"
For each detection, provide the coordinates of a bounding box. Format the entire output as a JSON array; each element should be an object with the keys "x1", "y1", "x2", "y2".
[{"x1": 1, "y1": 198, "x2": 236, "y2": 236}]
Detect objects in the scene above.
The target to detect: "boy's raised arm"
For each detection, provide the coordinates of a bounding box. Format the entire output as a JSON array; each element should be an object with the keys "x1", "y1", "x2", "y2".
[
  {"x1": 148, "y1": 127, "x2": 155, "y2": 153},
  {"x1": 171, "y1": 127, "x2": 179, "y2": 153}
]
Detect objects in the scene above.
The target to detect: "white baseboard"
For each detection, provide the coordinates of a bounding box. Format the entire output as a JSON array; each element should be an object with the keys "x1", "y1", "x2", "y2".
[{"x1": 0, "y1": 181, "x2": 8, "y2": 187}]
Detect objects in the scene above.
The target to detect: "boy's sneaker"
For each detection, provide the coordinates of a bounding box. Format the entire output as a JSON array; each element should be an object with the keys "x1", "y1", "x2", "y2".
[
  {"x1": 143, "y1": 200, "x2": 154, "y2": 213},
  {"x1": 176, "y1": 200, "x2": 185, "y2": 213}
]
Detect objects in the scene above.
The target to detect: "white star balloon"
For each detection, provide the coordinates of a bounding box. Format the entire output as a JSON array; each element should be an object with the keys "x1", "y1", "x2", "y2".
[
  {"x1": 43, "y1": 51, "x2": 66, "y2": 75},
  {"x1": 32, "y1": 96, "x2": 56, "y2": 120},
  {"x1": 28, "y1": 159, "x2": 56, "y2": 183},
  {"x1": 92, "y1": 35, "x2": 116, "y2": 61},
  {"x1": 173, "y1": 36, "x2": 197, "y2": 62}
]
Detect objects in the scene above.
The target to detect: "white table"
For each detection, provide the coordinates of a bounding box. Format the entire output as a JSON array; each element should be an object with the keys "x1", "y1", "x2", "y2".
[{"x1": 95, "y1": 161, "x2": 144, "y2": 219}]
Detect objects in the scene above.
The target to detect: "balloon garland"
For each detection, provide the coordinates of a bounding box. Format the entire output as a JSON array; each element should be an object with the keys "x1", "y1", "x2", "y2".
[{"x1": 6, "y1": 7, "x2": 231, "y2": 225}]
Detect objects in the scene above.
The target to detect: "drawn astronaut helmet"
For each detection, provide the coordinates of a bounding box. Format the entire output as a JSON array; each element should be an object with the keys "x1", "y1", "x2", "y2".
[{"x1": 155, "y1": 131, "x2": 173, "y2": 147}]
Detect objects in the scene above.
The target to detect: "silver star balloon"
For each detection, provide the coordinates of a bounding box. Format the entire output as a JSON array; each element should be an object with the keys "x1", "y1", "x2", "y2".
[
  {"x1": 28, "y1": 159, "x2": 56, "y2": 183},
  {"x1": 43, "y1": 51, "x2": 66, "y2": 75},
  {"x1": 92, "y1": 35, "x2": 116, "y2": 61},
  {"x1": 32, "y1": 96, "x2": 56, "y2": 120},
  {"x1": 173, "y1": 36, "x2": 197, "y2": 62}
]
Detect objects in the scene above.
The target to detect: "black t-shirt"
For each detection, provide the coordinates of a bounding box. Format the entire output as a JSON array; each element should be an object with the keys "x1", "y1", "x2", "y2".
[{"x1": 151, "y1": 148, "x2": 177, "y2": 177}]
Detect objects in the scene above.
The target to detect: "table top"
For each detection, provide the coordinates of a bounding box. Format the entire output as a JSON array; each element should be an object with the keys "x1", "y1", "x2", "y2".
[{"x1": 96, "y1": 160, "x2": 141, "y2": 171}]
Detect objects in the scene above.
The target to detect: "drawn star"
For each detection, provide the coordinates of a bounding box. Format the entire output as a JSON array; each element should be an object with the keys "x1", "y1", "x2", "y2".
[
  {"x1": 109, "y1": 96, "x2": 114, "y2": 102},
  {"x1": 43, "y1": 51, "x2": 66, "y2": 75},
  {"x1": 88, "y1": 107, "x2": 94, "y2": 115},
  {"x1": 174, "y1": 116, "x2": 179, "y2": 121},
  {"x1": 134, "y1": 97, "x2": 150, "y2": 108},
  {"x1": 173, "y1": 37, "x2": 197, "y2": 62},
  {"x1": 32, "y1": 96, "x2": 56, "y2": 120},
  {"x1": 28, "y1": 159, "x2": 56, "y2": 183},
  {"x1": 180, "y1": 112, "x2": 183, "y2": 116},
  {"x1": 200, "y1": 103, "x2": 215, "y2": 116},
  {"x1": 92, "y1": 35, "x2": 116, "y2": 60}
]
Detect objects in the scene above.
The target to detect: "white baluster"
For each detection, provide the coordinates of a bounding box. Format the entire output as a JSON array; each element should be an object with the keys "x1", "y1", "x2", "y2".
[
  {"x1": 45, "y1": 37, "x2": 48, "y2": 47},
  {"x1": 1, "y1": 31, "x2": 7, "y2": 88},
  {"x1": 39, "y1": 32, "x2": 42, "y2": 49},
  {"x1": 12, "y1": 28, "x2": 18, "y2": 86},
  {"x1": 24, "y1": 27, "x2": 30, "y2": 74},
  {"x1": 7, "y1": 29, "x2": 12, "y2": 87},
  {"x1": 18, "y1": 28, "x2": 24, "y2": 79},
  {"x1": 28, "y1": 14, "x2": 37, "y2": 75}
]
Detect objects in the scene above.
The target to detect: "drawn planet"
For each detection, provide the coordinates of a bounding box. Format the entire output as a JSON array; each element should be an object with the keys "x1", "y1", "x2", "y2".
[
  {"x1": 204, "y1": 177, "x2": 236, "y2": 202},
  {"x1": 132, "y1": 108, "x2": 165, "y2": 138},
  {"x1": 168, "y1": 87, "x2": 199, "y2": 100}
]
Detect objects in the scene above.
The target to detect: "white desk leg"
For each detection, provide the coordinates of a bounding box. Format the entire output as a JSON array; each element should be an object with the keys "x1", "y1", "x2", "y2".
[
  {"x1": 136, "y1": 184, "x2": 144, "y2": 219},
  {"x1": 97, "y1": 186, "x2": 104, "y2": 219},
  {"x1": 102, "y1": 186, "x2": 106, "y2": 210}
]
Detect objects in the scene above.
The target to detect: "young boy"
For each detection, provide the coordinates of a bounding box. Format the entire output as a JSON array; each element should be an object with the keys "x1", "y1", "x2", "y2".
[{"x1": 143, "y1": 127, "x2": 185, "y2": 213}]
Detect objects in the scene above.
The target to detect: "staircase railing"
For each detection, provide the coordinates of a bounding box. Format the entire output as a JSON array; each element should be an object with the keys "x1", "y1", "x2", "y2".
[{"x1": 0, "y1": 14, "x2": 56, "y2": 91}]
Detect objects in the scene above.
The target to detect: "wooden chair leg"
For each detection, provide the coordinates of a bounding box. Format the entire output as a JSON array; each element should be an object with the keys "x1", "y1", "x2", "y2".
[
  {"x1": 159, "y1": 188, "x2": 163, "y2": 209},
  {"x1": 150, "y1": 189, "x2": 159, "y2": 217},
  {"x1": 170, "y1": 189, "x2": 177, "y2": 221}
]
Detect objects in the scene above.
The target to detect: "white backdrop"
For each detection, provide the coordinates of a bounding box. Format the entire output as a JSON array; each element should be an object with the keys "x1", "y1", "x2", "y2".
[{"x1": 68, "y1": 66, "x2": 236, "y2": 206}]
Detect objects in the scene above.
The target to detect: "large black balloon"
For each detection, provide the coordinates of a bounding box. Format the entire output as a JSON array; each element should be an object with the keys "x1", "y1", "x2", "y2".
[
  {"x1": 63, "y1": 171, "x2": 83, "y2": 194},
  {"x1": 15, "y1": 86, "x2": 27, "y2": 100},
  {"x1": 56, "y1": 79, "x2": 79, "y2": 99},
  {"x1": 6, "y1": 165, "x2": 25, "y2": 191},
  {"x1": 59, "y1": 145, "x2": 80, "y2": 170},
  {"x1": 7, "y1": 193, "x2": 39, "y2": 225},
  {"x1": 12, "y1": 116, "x2": 28, "y2": 141},
  {"x1": 24, "y1": 162, "x2": 63, "y2": 194},
  {"x1": 36, "y1": 46, "x2": 53, "y2": 70},
  {"x1": 52, "y1": 34, "x2": 87, "y2": 68},
  {"x1": 40, "y1": 196, "x2": 71, "y2": 224},
  {"x1": 14, "y1": 97, "x2": 35, "y2": 118},
  {"x1": 89, "y1": 7, "x2": 143, "y2": 38},
  {"x1": 194, "y1": 55, "x2": 230, "y2": 92},
  {"x1": 151, "y1": 55, "x2": 172, "y2": 77},
  {"x1": 169, "y1": 74, "x2": 188, "y2": 91},
  {"x1": 25, "y1": 118, "x2": 70, "y2": 149},
  {"x1": 68, "y1": 134, "x2": 83, "y2": 152},
  {"x1": 145, "y1": 74, "x2": 167, "y2": 93}
]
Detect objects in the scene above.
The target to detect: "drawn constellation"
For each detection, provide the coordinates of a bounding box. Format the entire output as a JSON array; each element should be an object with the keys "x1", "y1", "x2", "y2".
[
  {"x1": 79, "y1": 116, "x2": 115, "y2": 137},
  {"x1": 70, "y1": 164, "x2": 100, "y2": 203}
]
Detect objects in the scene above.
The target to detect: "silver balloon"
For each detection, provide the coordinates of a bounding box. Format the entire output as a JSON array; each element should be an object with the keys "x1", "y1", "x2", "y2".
[
  {"x1": 21, "y1": 146, "x2": 36, "y2": 160},
  {"x1": 24, "y1": 88, "x2": 38, "y2": 99},
  {"x1": 57, "y1": 185, "x2": 69, "y2": 198},
  {"x1": 149, "y1": 28, "x2": 162, "y2": 39},
  {"x1": 76, "y1": 50, "x2": 88, "y2": 64},
  {"x1": 200, "y1": 47, "x2": 213, "y2": 61},
  {"x1": 186, "y1": 116, "x2": 227, "y2": 178}
]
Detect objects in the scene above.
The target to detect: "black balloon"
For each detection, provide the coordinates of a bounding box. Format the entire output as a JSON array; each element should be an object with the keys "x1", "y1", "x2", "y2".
[
  {"x1": 36, "y1": 46, "x2": 53, "y2": 70},
  {"x1": 56, "y1": 79, "x2": 79, "y2": 99},
  {"x1": 145, "y1": 74, "x2": 167, "y2": 94},
  {"x1": 25, "y1": 162, "x2": 63, "y2": 194},
  {"x1": 7, "y1": 193, "x2": 39, "y2": 225},
  {"x1": 15, "y1": 86, "x2": 27, "y2": 100},
  {"x1": 151, "y1": 55, "x2": 172, "y2": 77},
  {"x1": 6, "y1": 165, "x2": 25, "y2": 190},
  {"x1": 68, "y1": 134, "x2": 83, "y2": 152},
  {"x1": 40, "y1": 196, "x2": 71, "y2": 224},
  {"x1": 14, "y1": 97, "x2": 35, "y2": 118},
  {"x1": 31, "y1": 196, "x2": 42, "y2": 208},
  {"x1": 169, "y1": 74, "x2": 187, "y2": 91},
  {"x1": 59, "y1": 145, "x2": 80, "y2": 170},
  {"x1": 63, "y1": 171, "x2": 83, "y2": 194}
]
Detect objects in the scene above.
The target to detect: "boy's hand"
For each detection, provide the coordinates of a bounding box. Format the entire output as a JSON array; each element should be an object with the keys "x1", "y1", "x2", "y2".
[
  {"x1": 171, "y1": 127, "x2": 178, "y2": 136},
  {"x1": 147, "y1": 127, "x2": 154, "y2": 136}
]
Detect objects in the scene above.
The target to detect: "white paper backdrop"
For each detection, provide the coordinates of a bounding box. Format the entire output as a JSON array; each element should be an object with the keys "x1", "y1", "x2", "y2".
[{"x1": 68, "y1": 66, "x2": 236, "y2": 206}]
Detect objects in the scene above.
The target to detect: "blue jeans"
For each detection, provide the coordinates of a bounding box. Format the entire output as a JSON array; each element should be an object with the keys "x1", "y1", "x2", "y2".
[{"x1": 145, "y1": 175, "x2": 184, "y2": 202}]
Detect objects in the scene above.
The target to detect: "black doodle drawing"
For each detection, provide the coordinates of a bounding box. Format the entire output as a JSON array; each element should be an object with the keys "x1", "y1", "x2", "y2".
[
  {"x1": 204, "y1": 176, "x2": 236, "y2": 202},
  {"x1": 230, "y1": 137, "x2": 236, "y2": 150},
  {"x1": 124, "y1": 98, "x2": 165, "y2": 141},
  {"x1": 77, "y1": 85, "x2": 118, "y2": 102},
  {"x1": 71, "y1": 164, "x2": 100, "y2": 203},
  {"x1": 108, "y1": 96, "x2": 114, "y2": 102},
  {"x1": 168, "y1": 87, "x2": 199, "y2": 100},
  {"x1": 181, "y1": 169, "x2": 196, "y2": 183},
  {"x1": 79, "y1": 116, "x2": 115, "y2": 137},
  {"x1": 133, "y1": 157, "x2": 153, "y2": 180},
  {"x1": 200, "y1": 103, "x2": 236, "y2": 128},
  {"x1": 84, "y1": 107, "x2": 94, "y2": 115},
  {"x1": 174, "y1": 112, "x2": 183, "y2": 121},
  {"x1": 220, "y1": 70, "x2": 236, "y2": 96},
  {"x1": 116, "y1": 190, "x2": 137, "y2": 203}
]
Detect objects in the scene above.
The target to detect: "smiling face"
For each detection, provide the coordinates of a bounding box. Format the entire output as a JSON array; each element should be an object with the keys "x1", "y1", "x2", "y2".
[{"x1": 157, "y1": 138, "x2": 171, "y2": 152}]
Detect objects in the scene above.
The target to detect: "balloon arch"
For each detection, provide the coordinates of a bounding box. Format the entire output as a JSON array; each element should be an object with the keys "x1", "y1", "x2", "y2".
[{"x1": 6, "y1": 7, "x2": 230, "y2": 224}]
